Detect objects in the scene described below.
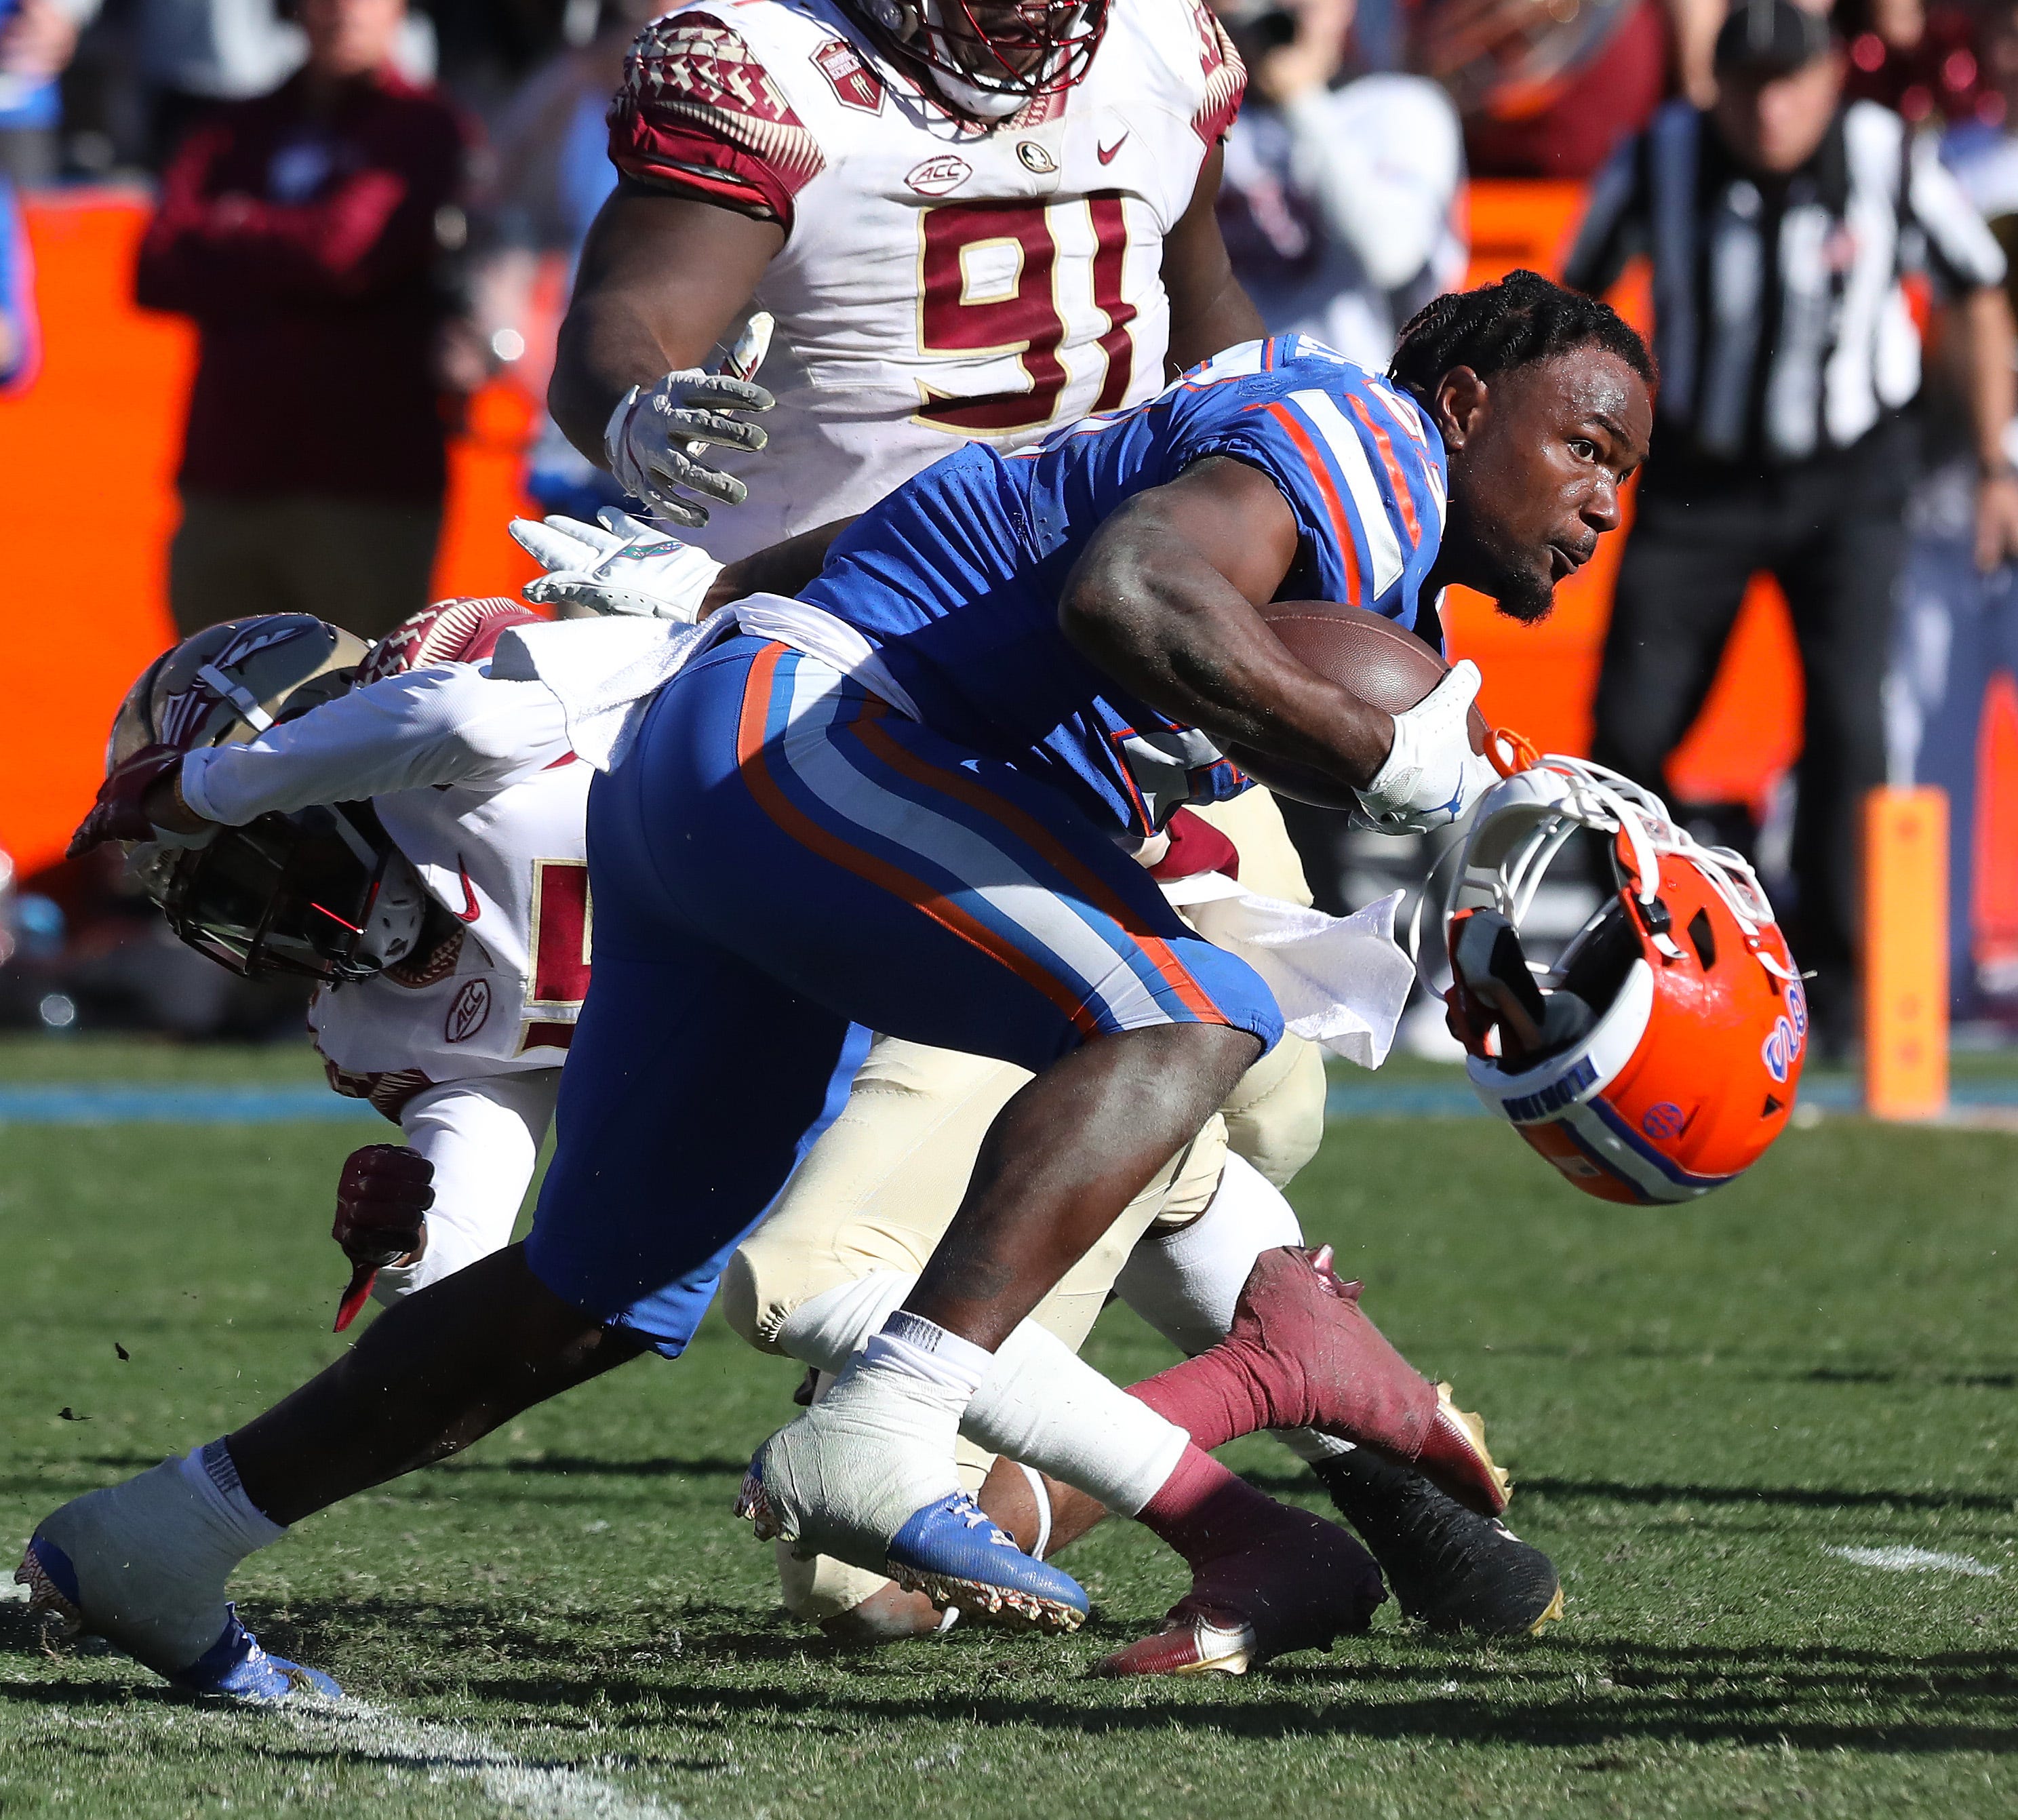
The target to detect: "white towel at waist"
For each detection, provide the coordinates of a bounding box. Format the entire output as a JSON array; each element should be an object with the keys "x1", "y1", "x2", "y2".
[
  {"x1": 490, "y1": 593, "x2": 921, "y2": 772},
  {"x1": 1159, "y1": 877, "x2": 1414, "y2": 1070}
]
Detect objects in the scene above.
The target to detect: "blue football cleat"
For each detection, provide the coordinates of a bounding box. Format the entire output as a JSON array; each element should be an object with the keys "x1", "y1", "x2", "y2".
[
  {"x1": 172, "y1": 1606, "x2": 342, "y2": 1701},
  {"x1": 884, "y1": 1492, "x2": 1088, "y2": 1633},
  {"x1": 18, "y1": 1536, "x2": 341, "y2": 1703}
]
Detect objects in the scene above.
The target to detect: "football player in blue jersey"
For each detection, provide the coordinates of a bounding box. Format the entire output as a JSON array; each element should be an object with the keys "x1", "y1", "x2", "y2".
[{"x1": 30, "y1": 272, "x2": 1653, "y2": 1694}]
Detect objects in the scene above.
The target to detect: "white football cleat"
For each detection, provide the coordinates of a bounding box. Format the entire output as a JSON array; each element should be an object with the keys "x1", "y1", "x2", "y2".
[{"x1": 736, "y1": 1352, "x2": 1086, "y2": 1631}]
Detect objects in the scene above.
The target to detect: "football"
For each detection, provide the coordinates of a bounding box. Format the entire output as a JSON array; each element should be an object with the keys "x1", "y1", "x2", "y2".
[{"x1": 1223, "y1": 599, "x2": 1490, "y2": 808}]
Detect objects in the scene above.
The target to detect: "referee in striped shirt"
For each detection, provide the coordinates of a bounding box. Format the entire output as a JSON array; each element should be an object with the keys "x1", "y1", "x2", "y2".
[{"x1": 1565, "y1": 0, "x2": 2018, "y2": 1050}]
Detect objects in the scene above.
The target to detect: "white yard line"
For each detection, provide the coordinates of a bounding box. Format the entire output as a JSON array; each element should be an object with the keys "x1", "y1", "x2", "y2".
[
  {"x1": 1825, "y1": 1544, "x2": 2002, "y2": 1577},
  {"x1": 276, "y1": 1696, "x2": 688, "y2": 1820}
]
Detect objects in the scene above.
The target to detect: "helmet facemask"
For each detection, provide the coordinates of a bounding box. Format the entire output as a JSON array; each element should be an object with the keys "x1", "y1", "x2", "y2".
[
  {"x1": 155, "y1": 802, "x2": 429, "y2": 984},
  {"x1": 102, "y1": 614, "x2": 422, "y2": 983},
  {"x1": 860, "y1": 0, "x2": 1107, "y2": 119}
]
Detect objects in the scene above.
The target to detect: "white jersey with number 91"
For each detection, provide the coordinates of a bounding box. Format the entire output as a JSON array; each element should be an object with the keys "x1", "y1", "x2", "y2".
[{"x1": 609, "y1": 0, "x2": 1246, "y2": 562}]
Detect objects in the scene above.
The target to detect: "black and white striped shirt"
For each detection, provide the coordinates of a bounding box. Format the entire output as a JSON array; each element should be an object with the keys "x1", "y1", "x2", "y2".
[{"x1": 1565, "y1": 99, "x2": 2006, "y2": 467}]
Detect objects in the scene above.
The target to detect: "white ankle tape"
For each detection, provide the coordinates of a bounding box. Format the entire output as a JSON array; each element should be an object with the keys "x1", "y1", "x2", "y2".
[{"x1": 777, "y1": 1274, "x2": 1184, "y2": 1516}]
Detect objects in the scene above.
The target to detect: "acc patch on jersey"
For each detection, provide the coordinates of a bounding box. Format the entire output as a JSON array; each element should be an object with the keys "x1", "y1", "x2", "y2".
[
  {"x1": 905, "y1": 154, "x2": 970, "y2": 196},
  {"x1": 446, "y1": 978, "x2": 492, "y2": 1045}
]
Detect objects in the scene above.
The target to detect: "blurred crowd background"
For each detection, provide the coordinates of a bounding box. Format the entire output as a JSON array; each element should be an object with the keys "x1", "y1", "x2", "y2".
[{"x1": 7, "y1": 0, "x2": 2018, "y2": 1061}]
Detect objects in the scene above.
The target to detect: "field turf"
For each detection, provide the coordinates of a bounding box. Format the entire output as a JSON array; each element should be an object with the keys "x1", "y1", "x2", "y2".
[{"x1": 2, "y1": 1037, "x2": 2015, "y2": 1819}]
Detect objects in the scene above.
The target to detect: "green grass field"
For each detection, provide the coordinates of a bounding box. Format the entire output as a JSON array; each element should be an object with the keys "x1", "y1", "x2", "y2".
[{"x1": 3, "y1": 1038, "x2": 2015, "y2": 1819}]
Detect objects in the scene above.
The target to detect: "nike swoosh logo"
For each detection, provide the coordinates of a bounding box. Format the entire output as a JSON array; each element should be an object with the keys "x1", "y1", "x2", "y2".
[
  {"x1": 1097, "y1": 134, "x2": 1128, "y2": 164},
  {"x1": 452, "y1": 858, "x2": 480, "y2": 924}
]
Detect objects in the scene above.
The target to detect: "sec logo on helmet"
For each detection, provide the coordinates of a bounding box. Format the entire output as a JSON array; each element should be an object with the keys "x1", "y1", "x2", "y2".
[{"x1": 1641, "y1": 1102, "x2": 1688, "y2": 1141}]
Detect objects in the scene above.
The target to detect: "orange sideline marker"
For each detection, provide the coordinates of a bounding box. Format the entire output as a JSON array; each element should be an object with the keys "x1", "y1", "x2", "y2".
[{"x1": 1863, "y1": 787, "x2": 1949, "y2": 1121}]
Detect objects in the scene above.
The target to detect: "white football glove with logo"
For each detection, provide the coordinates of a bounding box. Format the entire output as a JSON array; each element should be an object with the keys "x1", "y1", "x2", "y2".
[
  {"x1": 510, "y1": 509, "x2": 725, "y2": 622},
  {"x1": 1353, "y1": 660, "x2": 1499, "y2": 833},
  {"x1": 604, "y1": 314, "x2": 776, "y2": 530}
]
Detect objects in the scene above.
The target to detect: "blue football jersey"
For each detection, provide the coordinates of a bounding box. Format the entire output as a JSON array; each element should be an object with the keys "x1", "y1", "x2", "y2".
[{"x1": 797, "y1": 335, "x2": 1450, "y2": 835}]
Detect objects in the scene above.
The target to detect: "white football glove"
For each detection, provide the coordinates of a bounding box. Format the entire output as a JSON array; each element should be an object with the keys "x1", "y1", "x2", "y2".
[
  {"x1": 511, "y1": 509, "x2": 725, "y2": 622},
  {"x1": 604, "y1": 312, "x2": 775, "y2": 530},
  {"x1": 604, "y1": 369, "x2": 772, "y2": 529},
  {"x1": 1353, "y1": 660, "x2": 1499, "y2": 833}
]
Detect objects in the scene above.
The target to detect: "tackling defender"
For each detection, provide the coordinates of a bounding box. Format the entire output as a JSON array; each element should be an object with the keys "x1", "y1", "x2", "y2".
[
  {"x1": 28, "y1": 274, "x2": 1654, "y2": 1695},
  {"x1": 101, "y1": 602, "x2": 595, "y2": 1325},
  {"x1": 87, "y1": 598, "x2": 852, "y2": 1332}
]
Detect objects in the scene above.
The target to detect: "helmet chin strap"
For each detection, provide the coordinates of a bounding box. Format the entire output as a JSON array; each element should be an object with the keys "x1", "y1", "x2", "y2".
[{"x1": 924, "y1": 66, "x2": 1028, "y2": 118}]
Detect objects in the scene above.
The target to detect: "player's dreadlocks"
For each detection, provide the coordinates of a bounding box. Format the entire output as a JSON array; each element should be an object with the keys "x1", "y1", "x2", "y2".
[{"x1": 1387, "y1": 269, "x2": 1653, "y2": 408}]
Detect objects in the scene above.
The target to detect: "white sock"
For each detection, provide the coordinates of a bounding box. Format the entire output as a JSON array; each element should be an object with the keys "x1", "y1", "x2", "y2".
[
  {"x1": 1113, "y1": 1152, "x2": 1305, "y2": 1356},
  {"x1": 1111, "y1": 1160, "x2": 1352, "y2": 1469},
  {"x1": 863, "y1": 1310, "x2": 993, "y2": 1398},
  {"x1": 179, "y1": 1440, "x2": 287, "y2": 1551},
  {"x1": 776, "y1": 1272, "x2": 912, "y2": 1374},
  {"x1": 35, "y1": 1440, "x2": 283, "y2": 1673},
  {"x1": 776, "y1": 1275, "x2": 1189, "y2": 1519},
  {"x1": 961, "y1": 1318, "x2": 1189, "y2": 1518}
]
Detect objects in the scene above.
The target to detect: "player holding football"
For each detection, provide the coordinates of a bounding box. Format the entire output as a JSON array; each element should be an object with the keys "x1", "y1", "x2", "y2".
[
  {"x1": 52, "y1": 521, "x2": 1506, "y2": 1693},
  {"x1": 57, "y1": 587, "x2": 1531, "y2": 1690},
  {"x1": 104, "y1": 535, "x2": 1549, "y2": 1670},
  {"x1": 527, "y1": 0, "x2": 1359, "y2": 1640},
  {"x1": 30, "y1": 274, "x2": 1655, "y2": 1697}
]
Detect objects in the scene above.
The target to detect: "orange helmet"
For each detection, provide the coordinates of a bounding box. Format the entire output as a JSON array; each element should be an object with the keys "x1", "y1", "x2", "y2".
[{"x1": 1437, "y1": 755, "x2": 1805, "y2": 1205}]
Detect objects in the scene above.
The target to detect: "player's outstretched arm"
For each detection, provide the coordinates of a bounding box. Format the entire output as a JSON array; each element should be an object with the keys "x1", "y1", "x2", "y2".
[
  {"x1": 69, "y1": 667, "x2": 578, "y2": 857},
  {"x1": 1059, "y1": 456, "x2": 1396, "y2": 795},
  {"x1": 512, "y1": 509, "x2": 858, "y2": 621}
]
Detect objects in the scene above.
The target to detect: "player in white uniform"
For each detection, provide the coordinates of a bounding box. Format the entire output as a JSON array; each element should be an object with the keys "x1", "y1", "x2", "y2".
[
  {"x1": 548, "y1": 0, "x2": 1257, "y2": 555},
  {"x1": 81, "y1": 604, "x2": 598, "y2": 1326},
  {"x1": 197, "y1": 601, "x2": 595, "y2": 1321}
]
